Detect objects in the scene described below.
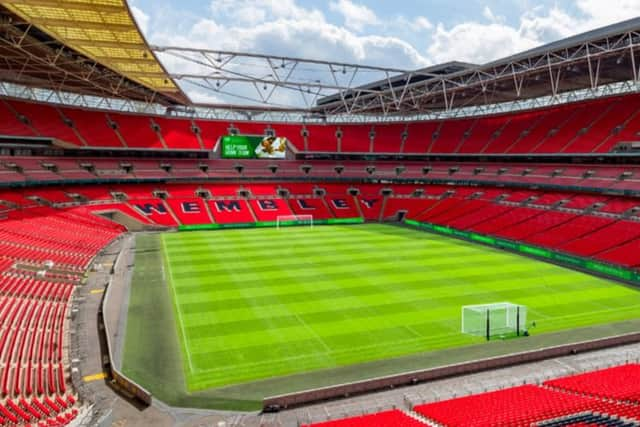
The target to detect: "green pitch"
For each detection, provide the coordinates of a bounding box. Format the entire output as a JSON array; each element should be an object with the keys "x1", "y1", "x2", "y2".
[{"x1": 154, "y1": 224, "x2": 640, "y2": 392}]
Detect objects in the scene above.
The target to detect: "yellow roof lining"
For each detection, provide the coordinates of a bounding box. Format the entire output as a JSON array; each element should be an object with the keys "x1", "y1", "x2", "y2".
[{"x1": 2, "y1": 0, "x2": 182, "y2": 96}]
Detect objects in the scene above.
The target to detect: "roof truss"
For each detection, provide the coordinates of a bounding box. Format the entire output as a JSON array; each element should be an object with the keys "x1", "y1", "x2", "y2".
[
  {"x1": 153, "y1": 46, "x2": 409, "y2": 112},
  {"x1": 316, "y1": 23, "x2": 640, "y2": 115}
]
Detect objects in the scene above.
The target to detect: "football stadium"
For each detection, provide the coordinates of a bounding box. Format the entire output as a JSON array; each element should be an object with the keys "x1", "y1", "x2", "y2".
[{"x1": 5, "y1": 1, "x2": 640, "y2": 426}]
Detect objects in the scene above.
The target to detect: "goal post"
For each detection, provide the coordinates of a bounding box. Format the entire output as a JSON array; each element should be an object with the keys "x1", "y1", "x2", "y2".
[
  {"x1": 276, "y1": 214, "x2": 314, "y2": 229},
  {"x1": 461, "y1": 302, "x2": 527, "y2": 340}
]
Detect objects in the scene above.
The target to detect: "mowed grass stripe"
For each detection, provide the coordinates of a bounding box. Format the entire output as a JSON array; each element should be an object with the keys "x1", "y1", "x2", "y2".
[
  {"x1": 175, "y1": 265, "x2": 579, "y2": 304},
  {"x1": 169, "y1": 253, "x2": 550, "y2": 283},
  {"x1": 179, "y1": 272, "x2": 583, "y2": 322},
  {"x1": 174, "y1": 265, "x2": 566, "y2": 298},
  {"x1": 161, "y1": 224, "x2": 640, "y2": 390},
  {"x1": 186, "y1": 293, "x2": 640, "y2": 356},
  {"x1": 186, "y1": 287, "x2": 636, "y2": 351},
  {"x1": 182, "y1": 285, "x2": 635, "y2": 336},
  {"x1": 164, "y1": 226, "x2": 452, "y2": 251},
  {"x1": 169, "y1": 251, "x2": 562, "y2": 289}
]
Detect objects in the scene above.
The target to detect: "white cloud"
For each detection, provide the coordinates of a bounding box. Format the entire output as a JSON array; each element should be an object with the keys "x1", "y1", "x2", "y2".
[
  {"x1": 146, "y1": 0, "x2": 429, "y2": 107},
  {"x1": 329, "y1": 0, "x2": 379, "y2": 32},
  {"x1": 482, "y1": 6, "x2": 505, "y2": 24},
  {"x1": 413, "y1": 16, "x2": 433, "y2": 31},
  {"x1": 575, "y1": 0, "x2": 640, "y2": 29},
  {"x1": 428, "y1": 21, "x2": 539, "y2": 65},
  {"x1": 149, "y1": 1, "x2": 428, "y2": 69},
  {"x1": 187, "y1": 90, "x2": 224, "y2": 105},
  {"x1": 424, "y1": 1, "x2": 635, "y2": 66},
  {"x1": 143, "y1": 0, "x2": 640, "y2": 70},
  {"x1": 210, "y1": 0, "x2": 322, "y2": 26},
  {"x1": 140, "y1": 0, "x2": 640, "y2": 107},
  {"x1": 130, "y1": 5, "x2": 150, "y2": 35}
]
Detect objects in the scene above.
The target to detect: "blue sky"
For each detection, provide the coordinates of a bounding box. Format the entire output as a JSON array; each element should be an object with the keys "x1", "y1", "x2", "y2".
[
  {"x1": 127, "y1": 0, "x2": 640, "y2": 104},
  {"x1": 130, "y1": 0, "x2": 639, "y2": 67}
]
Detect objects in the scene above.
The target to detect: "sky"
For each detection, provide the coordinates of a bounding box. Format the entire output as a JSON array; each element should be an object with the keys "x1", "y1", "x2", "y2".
[{"x1": 126, "y1": 0, "x2": 640, "y2": 105}]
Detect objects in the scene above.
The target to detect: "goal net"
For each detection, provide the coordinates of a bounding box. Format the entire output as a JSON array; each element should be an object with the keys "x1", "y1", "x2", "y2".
[
  {"x1": 276, "y1": 214, "x2": 314, "y2": 229},
  {"x1": 462, "y1": 302, "x2": 527, "y2": 340}
]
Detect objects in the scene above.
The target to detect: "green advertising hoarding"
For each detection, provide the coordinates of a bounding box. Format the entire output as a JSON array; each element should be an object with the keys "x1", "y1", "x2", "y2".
[
  {"x1": 405, "y1": 219, "x2": 640, "y2": 283},
  {"x1": 178, "y1": 217, "x2": 364, "y2": 231},
  {"x1": 220, "y1": 135, "x2": 287, "y2": 159}
]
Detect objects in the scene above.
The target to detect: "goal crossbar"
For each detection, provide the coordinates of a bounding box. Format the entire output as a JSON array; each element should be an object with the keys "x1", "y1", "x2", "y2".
[{"x1": 462, "y1": 302, "x2": 527, "y2": 340}]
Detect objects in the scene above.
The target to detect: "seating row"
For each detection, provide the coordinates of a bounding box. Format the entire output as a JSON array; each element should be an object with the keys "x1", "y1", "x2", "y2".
[{"x1": 3, "y1": 93, "x2": 640, "y2": 153}]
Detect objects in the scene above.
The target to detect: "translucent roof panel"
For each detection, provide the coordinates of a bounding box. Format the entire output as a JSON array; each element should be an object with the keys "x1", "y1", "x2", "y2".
[{"x1": 2, "y1": 0, "x2": 183, "y2": 98}]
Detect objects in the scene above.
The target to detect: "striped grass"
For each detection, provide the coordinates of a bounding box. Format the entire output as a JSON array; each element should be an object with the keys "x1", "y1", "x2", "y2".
[{"x1": 160, "y1": 224, "x2": 640, "y2": 391}]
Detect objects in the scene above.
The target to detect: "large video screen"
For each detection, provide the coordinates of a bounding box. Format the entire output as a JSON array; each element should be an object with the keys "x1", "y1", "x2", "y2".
[{"x1": 220, "y1": 135, "x2": 287, "y2": 159}]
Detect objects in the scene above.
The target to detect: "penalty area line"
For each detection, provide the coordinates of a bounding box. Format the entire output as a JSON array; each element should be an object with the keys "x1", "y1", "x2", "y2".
[{"x1": 294, "y1": 313, "x2": 331, "y2": 354}]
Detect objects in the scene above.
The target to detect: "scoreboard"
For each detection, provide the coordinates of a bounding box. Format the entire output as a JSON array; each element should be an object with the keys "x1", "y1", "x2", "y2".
[{"x1": 221, "y1": 135, "x2": 287, "y2": 159}]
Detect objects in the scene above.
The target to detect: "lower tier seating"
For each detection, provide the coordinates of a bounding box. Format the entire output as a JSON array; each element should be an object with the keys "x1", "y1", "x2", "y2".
[
  {"x1": 415, "y1": 384, "x2": 640, "y2": 427},
  {"x1": 5, "y1": 182, "x2": 640, "y2": 270},
  {"x1": 0, "y1": 207, "x2": 124, "y2": 426},
  {"x1": 306, "y1": 364, "x2": 640, "y2": 427},
  {"x1": 302, "y1": 409, "x2": 428, "y2": 427},
  {"x1": 545, "y1": 364, "x2": 640, "y2": 402}
]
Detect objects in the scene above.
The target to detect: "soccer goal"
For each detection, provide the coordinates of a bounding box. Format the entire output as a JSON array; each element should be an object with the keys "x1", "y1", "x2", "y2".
[
  {"x1": 462, "y1": 302, "x2": 527, "y2": 340},
  {"x1": 276, "y1": 214, "x2": 314, "y2": 229}
]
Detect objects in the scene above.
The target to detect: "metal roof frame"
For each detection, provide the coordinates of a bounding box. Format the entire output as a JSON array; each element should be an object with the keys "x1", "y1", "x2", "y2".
[
  {"x1": 150, "y1": 17, "x2": 640, "y2": 116},
  {"x1": 316, "y1": 17, "x2": 640, "y2": 115},
  {"x1": 0, "y1": 1, "x2": 188, "y2": 105},
  {"x1": 3, "y1": 78, "x2": 639, "y2": 125}
]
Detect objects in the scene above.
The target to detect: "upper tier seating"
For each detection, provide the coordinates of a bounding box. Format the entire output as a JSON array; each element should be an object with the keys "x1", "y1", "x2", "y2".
[
  {"x1": 153, "y1": 117, "x2": 201, "y2": 150},
  {"x1": 9, "y1": 101, "x2": 83, "y2": 146},
  {"x1": 59, "y1": 108, "x2": 122, "y2": 148},
  {"x1": 372, "y1": 123, "x2": 405, "y2": 153},
  {"x1": 109, "y1": 113, "x2": 163, "y2": 149},
  {"x1": 0, "y1": 101, "x2": 35, "y2": 137},
  {"x1": 2, "y1": 93, "x2": 640, "y2": 153},
  {"x1": 430, "y1": 118, "x2": 474, "y2": 153},
  {"x1": 306, "y1": 125, "x2": 339, "y2": 152},
  {"x1": 339, "y1": 124, "x2": 372, "y2": 153},
  {"x1": 193, "y1": 120, "x2": 229, "y2": 150}
]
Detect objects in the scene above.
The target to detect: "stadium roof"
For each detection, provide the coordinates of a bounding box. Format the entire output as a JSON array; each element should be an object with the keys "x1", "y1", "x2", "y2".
[
  {"x1": 316, "y1": 17, "x2": 640, "y2": 115},
  {"x1": 0, "y1": 0, "x2": 187, "y2": 105}
]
